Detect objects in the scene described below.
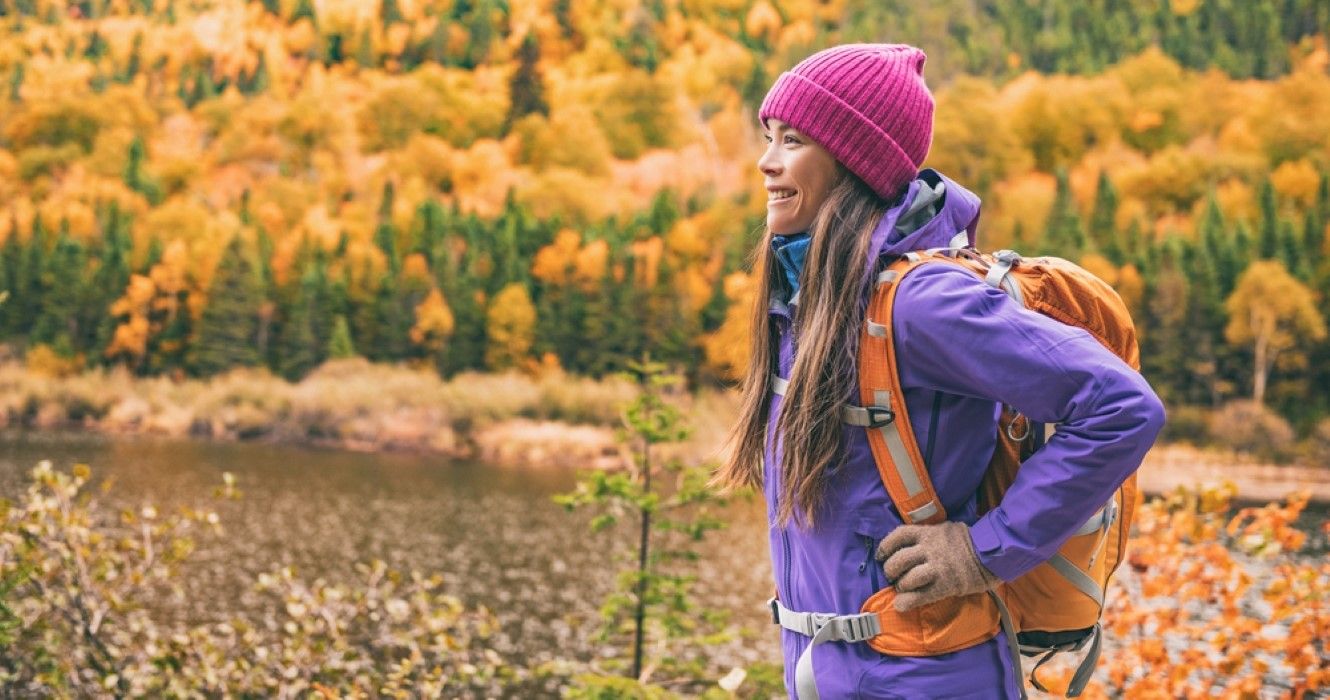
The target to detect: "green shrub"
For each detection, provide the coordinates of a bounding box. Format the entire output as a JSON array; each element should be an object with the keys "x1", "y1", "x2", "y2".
[
  {"x1": 1207, "y1": 400, "x2": 1296, "y2": 462},
  {"x1": 1159, "y1": 404, "x2": 1210, "y2": 445}
]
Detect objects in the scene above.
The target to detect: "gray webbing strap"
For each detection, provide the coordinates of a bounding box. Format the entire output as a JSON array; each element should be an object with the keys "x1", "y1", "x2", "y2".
[
  {"x1": 1047, "y1": 554, "x2": 1105, "y2": 607},
  {"x1": 872, "y1": 389, "x2": 924, "y2": 500},
  {"x1": 948, "y1": 230, "x2": 970, "y2": 248},
  {"x1": 866, "y1": 319, "x2": 888, "y2": 337},
  {"x1": 1073, "y1": 504, "x2": 1109, "y2": 537},
  {"x1": 770, "y1": 597, "x2": 881, "y2": 700},
  {"x1": 989, "y1": 590, "x2": 1029, "y2": 700},
  {"x1": 876, "y1": 269, "x2": 900, "y2": 285},
  {"x1": 1027, "y1": 623, "x2": 1102, "y2": 698},
  {"x1": 1066, "y1": 624, "x2": 1103, "y2": 697},
  {"x1": 985, "y1": 258, "x2": 1015, "y2": 289},
  {"x1": 771, "y1": 376, "x2": 895, "y2": 429}
]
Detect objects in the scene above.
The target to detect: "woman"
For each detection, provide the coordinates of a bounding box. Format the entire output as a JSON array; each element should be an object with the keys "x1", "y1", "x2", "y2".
[{"x1": 712, "y1": 44, "x2": 1165, "y2": 698}]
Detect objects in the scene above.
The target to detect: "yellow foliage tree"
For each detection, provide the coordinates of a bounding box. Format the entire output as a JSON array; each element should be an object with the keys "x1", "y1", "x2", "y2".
[
  {"x1": 701, "y1": 272, "x2": 754, "y2": 381},
  {"x1": 485, "y1": 282, "x2": 537, "y2": 371},
  {"x1": 410, "y1": 287, "x2": 456, "y2": 355},
  {"x1": 105, "y1": 274, "x2": 156, "y2": 365},
  {"x1": 531, "y1": 228, "x2": 581, "y2": 285},
  {"x1": 1223, "y1": 260, "x2": 1327, "y2": 405},
  {"x1": 1270, "y1": 158, "x2": 1321, "y2": 208}
]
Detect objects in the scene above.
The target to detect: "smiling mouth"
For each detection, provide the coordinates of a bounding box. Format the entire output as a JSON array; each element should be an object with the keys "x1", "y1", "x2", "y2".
[{"x1": 768, "y1": 189, "x2": 796, "y2": 203}]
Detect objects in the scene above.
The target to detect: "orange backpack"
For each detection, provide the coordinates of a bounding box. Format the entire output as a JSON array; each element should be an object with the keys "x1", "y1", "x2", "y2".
[{"x1": 855, "y1": 247, "x2": 1140, "y2": 698}]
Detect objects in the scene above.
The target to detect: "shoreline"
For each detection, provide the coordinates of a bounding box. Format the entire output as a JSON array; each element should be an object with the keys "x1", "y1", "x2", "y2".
[{"x1": 5, "y1": 420, "x2": 1329, "y2": 504}]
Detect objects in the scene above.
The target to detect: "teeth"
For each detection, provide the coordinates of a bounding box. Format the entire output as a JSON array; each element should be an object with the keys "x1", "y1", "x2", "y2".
[{"x1": 769, "y1": 190, "x2": 795, "y2": 201}]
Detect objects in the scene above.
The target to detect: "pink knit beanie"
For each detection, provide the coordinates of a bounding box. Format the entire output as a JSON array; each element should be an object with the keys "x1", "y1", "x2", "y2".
[{"x1": 759, "y1": 43, "x2": 934, "y2": 202}]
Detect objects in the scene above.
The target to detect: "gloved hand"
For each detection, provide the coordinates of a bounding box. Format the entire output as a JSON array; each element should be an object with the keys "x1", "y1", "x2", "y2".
[{"x1": 874, "y1": 521, "x2": 1002, "y2": 612}]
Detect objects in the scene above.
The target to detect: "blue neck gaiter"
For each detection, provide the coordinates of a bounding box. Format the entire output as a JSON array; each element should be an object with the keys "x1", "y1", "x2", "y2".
[{"x1": 771, "y1": 232, "x2": 811, "y2": 301}]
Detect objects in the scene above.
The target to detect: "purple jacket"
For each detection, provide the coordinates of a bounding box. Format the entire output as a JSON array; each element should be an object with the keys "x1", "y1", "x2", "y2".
[{"x1": 763, "y1": 170, "x2": 1166, "y2": 698}]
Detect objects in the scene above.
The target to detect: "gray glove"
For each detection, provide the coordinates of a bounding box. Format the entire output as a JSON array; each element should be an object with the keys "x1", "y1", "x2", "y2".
[{"x1": 875, "y1": 521, "x2": 1002, "y2": 612}]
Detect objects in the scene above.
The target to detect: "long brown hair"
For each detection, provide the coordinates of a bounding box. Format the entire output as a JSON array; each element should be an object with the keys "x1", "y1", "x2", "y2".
[{"x1": 712, "y1": 168, "x2": 893, "y2": 528}]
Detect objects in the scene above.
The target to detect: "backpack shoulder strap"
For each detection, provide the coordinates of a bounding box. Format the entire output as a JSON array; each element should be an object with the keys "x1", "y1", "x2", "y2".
[{"x1": 858, "y1": 252, "x2": 954, "y2": 525}]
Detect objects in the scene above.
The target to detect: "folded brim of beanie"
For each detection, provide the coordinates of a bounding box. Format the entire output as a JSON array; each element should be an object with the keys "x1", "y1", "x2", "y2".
[{"x1": 760, "y1": 71, "x2": 920, "y2": 203}]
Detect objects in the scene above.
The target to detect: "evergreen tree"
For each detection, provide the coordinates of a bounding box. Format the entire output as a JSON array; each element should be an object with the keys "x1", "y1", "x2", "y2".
[
  {"x1": 381, "y1": 0, "x2": 403, "y2": 25},
  {"x1": 32, "y1": 225, "x2": 85, "y2": 352},
  {"x1": 88, "y1": 206, "x2": 131, "y2": 358},
  {"x1": 1279, "y1": 219, "x2": 1310, "y2": 281},
  {"x1": 506, "y1": 33, "x2": 548, "y2": 130},
  {"x1": 0, "y1": 224, "x2": 23, "y2": 337},
  {"x1": 123, "y1": 136, "x2": 162, "y2": 205},
  {"x1": 1305, "y1": 206, "x2": 1326, "y2": 266},
  {"x1": 375, "y1": 181, "x2": 401, "y2": 274},
  {"x1": 371, "y1": 275, "x2": 410, "y2": 361},
  {"x1": 1199, "y1": 193, "x2": 1235, "y2": 294},
  {"x1": 277, "y1": 268, "x2": 321, "y2": 380},
  {"x1": 327, "y1": 314, "x2": 356, "y2": 359},
  {"x1": 9, "y1": 63, "x2": 23, "y2": 102},
  {"x1": 190, "y1": 236, "x2": 264, "y2": 376},
  {"x1": 14, "y1": 215, "x2": 47, "y2": 338},
  {"x1": 1232, "y1": 221, "x2": 1255, "y2": 273},
  {"x1": 291, "y1": 0, "x2": 316, "y2": 23},
  {"x1": 354, "y1": 27, "x2": 374, "y2": 68},
  {"x1": 1258, "y1": 178, "x2": 1279, "y2": 259},
  {"x1": 1042, "y1": 168, "x2": 1086, "y2": 259},
  {"x1": 1089, "y1": 170, "x2": 1120, "y2": 263}
]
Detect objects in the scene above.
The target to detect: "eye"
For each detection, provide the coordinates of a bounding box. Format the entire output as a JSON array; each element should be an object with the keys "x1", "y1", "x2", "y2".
[{"x1": 784, "y1": 134, "x2": 799, "y2": 144}]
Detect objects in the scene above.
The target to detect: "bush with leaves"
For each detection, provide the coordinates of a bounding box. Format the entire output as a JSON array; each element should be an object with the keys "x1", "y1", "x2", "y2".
[
  {"x1": 0, "y1": 461, "x2": 502, "y2": 696},
  {"x1": 555, "y1": 355, "x2": 739, "y2": 695},
  {"x1": 1208, "y1": 399, "x2": 1298, "y2": 461}
]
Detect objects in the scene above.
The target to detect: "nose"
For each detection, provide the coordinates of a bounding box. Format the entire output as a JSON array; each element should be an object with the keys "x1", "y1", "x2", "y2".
[{"x1": 757, "y1": 140, "x2": 781, "y2": 177}]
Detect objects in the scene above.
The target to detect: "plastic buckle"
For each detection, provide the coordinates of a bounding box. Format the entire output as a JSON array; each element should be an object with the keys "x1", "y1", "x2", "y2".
[
  {"x1": 804, "y1": 613, "x2": 835, "y2": 637},
  {"x1": 993, "y1": 249, "x2": 1023, "y2": 264},
  {"x1": 769, "y1": 597, "x2": 780, "y2": 625},
  {"x1": 864, "y1": 406, "x2": 896, "y2": 428},
  {"x1": 842, "y1": 614, "x2": 881, "y2": 641}
]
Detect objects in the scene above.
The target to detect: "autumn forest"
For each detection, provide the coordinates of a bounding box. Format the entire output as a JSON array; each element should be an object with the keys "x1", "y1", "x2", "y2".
[{"x1": 1, "y1": 0, "x2": 1330, "y2": 443}]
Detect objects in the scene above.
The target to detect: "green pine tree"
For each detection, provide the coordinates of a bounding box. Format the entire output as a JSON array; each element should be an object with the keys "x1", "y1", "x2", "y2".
[
  {"x1": 277, "y1": 269, "x2": 321, "y2": 380},
  {"x1": 327, "y1": 314, "x2": 356, "y2": 359},
  {"x1": 123, "y1": 136, "x2": 162, "y2": 205},
  {"x1": 1042, "y1": 168, "x2": 1087, "y2": 259},
  {"x1": 1258, "y1": 178, "x2": 1279, "y2": 259},
  {"x1": 506, "y1": 33, "x2": 548, "y2": 130},
  {"x1": 32, "y1": 226, "x2": 85, "y2": 351},
  {"x1": 1089, "y1": 170, "x2": 1120, "y2": 262},
  {"x1": 190, "y1": 236, "x2": 264, "y2": 376}
]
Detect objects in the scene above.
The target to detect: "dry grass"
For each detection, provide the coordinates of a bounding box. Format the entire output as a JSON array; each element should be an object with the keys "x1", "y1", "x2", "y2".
[{"x1": 0, "y1": 360, "x2": 654, "y2": 466}]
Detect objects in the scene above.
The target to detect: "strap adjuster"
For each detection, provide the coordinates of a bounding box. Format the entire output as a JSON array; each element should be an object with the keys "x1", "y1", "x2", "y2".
[
  {"x1": 769, "y1": 597, "x2": 780, "y2": 624},
  {"x1": 864, "y1": 406, "x2": 895, "y2": 428}
]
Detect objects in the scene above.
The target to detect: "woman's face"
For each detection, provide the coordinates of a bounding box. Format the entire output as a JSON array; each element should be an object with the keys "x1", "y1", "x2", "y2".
[{"x1": 758, "y1": 118, "x2": 839, "y2": 236}]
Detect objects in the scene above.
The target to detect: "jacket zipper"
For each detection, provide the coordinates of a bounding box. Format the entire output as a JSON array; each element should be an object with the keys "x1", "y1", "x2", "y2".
[
  {"x1": 782, "y1": 527, "x2": 793, "y2": 601},
  {"x1": 923, "y1": 392, "x2": 943, "y2": 466},
  {"x1": 859, "y1": 535, "x2": 881, "y2": 591}
]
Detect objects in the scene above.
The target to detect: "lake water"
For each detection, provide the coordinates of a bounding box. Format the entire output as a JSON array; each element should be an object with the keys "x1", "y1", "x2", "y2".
[
  {"x1": 0, "y1": 431, "x2": 780, "y2": 695},
  {"x1": 1, "y1": 432, "x2": 1325, "y2": 695}
]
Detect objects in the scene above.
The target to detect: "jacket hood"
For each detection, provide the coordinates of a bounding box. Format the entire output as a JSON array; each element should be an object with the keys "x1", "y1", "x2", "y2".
[{"x1": 860, "y1": 168, "x2": 982, "y2": 287}]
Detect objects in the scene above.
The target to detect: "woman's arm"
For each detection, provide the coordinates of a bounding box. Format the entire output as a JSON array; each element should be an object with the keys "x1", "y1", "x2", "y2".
[{"x1": 891, "y1": 263, "x2": 1166, "y2": 582}]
